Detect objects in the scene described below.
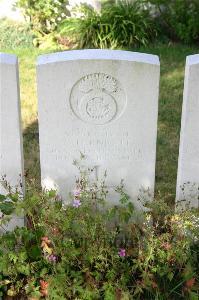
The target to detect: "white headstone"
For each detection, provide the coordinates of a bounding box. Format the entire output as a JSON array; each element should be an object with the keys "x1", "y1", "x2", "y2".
[
  {"x1": 0, "y1": 53, "x2": 24, "y2": 230},
  {"x1": 176, "y1": 54, "x2": 199, "y2": 208},
  {"x1": 37, "y1": 50, "x2": 160, "y2": 207}
]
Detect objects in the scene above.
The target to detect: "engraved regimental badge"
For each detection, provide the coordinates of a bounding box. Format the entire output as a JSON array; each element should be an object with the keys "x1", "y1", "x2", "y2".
[{"x1": 70, "y1": 73, "x2": 126, "y2": 125}]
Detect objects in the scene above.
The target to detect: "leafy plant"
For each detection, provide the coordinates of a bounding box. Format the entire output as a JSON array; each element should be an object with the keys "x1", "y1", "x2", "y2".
[
  {"x1": 15, "y1": 0, "x2": 70, "y2": 36},
  {"x1": 0, "y1": 18, "x2": 33, "y2": 49},
  {"x1": 58, "y1": 1, "x2": 157, "y2": 49},
  {"x1": 144, "y1": 0, "x2": 199, "y2": 44},
  {"x1": 58, "y1": 4, "x2": 101, "y2": 49},
  {"x1": 0, "y1": 159, "x2": 199, "y2": 299}
]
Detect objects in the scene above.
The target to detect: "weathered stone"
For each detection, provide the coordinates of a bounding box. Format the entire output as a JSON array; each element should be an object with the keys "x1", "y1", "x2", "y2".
[
  {"x1": 0, "y1": 53, "x2": 24, "y2": 230},
  {"x1": 176, "y1": 54, "x2": 199, "y2": 208},
  {"x1": 37, "y1": 50, "x2": 160, "y2": 207}
]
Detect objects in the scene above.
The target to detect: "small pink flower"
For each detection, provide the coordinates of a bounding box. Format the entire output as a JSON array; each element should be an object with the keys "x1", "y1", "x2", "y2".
[
  {"x1": 118, "y1": 248, "x2": 126, "y2": 257},
  {"x1": 72, "y1": 199, "x2": 81, "y2": 208},
  {"x1": 47, "y1": 254, "x2": 57, "y2": 263},
  {"x1": 73, "y1": 188, "x2": 81, "y2": 197}
]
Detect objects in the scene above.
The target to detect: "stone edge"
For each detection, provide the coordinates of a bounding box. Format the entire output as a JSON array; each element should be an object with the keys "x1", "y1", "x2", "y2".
[
  {"x1": 0, "y1": 53, "x2": 18, "y2": 65},
  {"x1": 186, "y1": 54, "x2": 199, "y2": 66},
  {"x1": 37, "y1": 49, "x2": 160, "y2": 66}
]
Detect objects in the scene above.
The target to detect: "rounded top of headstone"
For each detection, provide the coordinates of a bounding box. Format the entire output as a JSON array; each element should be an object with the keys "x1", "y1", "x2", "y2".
[
  {"x1": 186, "y1": 54, "x2": 199, "y2": 66},
  {"x1": 37, "y1": 49, "x2": 159, "y2": 66},
  {"x1": 0, "y1": 53, "x2": 18, "y2": 65}
]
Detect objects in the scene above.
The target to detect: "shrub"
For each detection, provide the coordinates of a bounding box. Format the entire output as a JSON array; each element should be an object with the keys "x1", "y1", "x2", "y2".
[
  {"x1": 145, "y1": 0, "x2": 199, "y2": 44},
  {"x1": 58, "y1": 5, "x2": 102, "y2": 49},
  {"x1": 0, "y1": 18, "x2": 33, "y2": 49},
  {"x1": 15, "y1": 0, "x2": 70, "y2": 35},
  {"x1": 0, "y1": 159, "x2": 199, "y2": 299},
  {"x1": 58, "y1": 1, "x2": 157, "y2": 49}
]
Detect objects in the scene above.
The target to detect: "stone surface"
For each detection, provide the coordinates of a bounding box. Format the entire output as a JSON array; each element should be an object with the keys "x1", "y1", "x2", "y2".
[
  {"x1": 176, "y1": 54, "x2": 199, "y2": 208},
  {"x1": 37, "y1": 49, "x2": 160, "y2": 207},
  {"x1": 0, "y1": 53, "x2": 24, "y2": 230}
]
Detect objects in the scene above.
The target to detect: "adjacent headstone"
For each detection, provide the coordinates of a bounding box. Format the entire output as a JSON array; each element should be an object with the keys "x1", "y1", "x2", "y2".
[
  {"x1": 0, "y1": 53, "x2": 24, "y2": 230},
  {"x1": 37, "y1": 50, "x2": 160, "y2": 207},
  {"x1": 176, "y1": 54, "x2": 199, "y2": 208}
]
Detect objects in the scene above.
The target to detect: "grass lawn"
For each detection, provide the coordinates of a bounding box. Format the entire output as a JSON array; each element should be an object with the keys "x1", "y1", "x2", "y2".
[{"x1": 1, "y1": 43, "x2": 198, "y2": 203}]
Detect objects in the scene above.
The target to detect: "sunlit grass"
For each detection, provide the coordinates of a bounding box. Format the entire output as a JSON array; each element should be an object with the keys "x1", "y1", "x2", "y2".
[{"x1": 1, "y1": 43, "x2": 198, "y2": 202}]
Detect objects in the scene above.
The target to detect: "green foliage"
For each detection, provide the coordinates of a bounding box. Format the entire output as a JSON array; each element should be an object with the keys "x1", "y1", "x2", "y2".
[
  {"x1": 15, "y1": 0, "x2": 70, "y2": 35},
  {"x1": 145, "y1": 0, "x2": 199, "y2": 44},
  {"x1": 6, "y1": 0, "x2": 199, "y2": 49},
  {"x1": 0, "y1": 160, "x2": 199, "y2": 299},
  {"x1": 0, "y1": 18, "x2": 33, "y2": 49},
  {"x1": 58, "y1": 1, "x2": 157, "y2": 49}
]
